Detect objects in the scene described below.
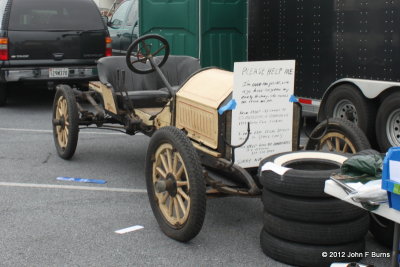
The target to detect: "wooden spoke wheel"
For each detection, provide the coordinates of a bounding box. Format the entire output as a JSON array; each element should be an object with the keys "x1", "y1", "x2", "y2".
[
  {"x1": 318, "y1": 132, "x2": 357, "y2": 153},
  {"x1": 153, "y1": 143, "x2": 191, "y2": 226},
  {"x1": 52, "y1": 85, "x2": 79, "y2": 159},
  {"x1": 306, "y1": 118, "x2": 371, "y2": 153},
  {"x1": 55, "y1": 96, "x2": 69, "y2": 148},
  {"x1": 146, "y1": 127, "x2": 206, "y2": 242}
]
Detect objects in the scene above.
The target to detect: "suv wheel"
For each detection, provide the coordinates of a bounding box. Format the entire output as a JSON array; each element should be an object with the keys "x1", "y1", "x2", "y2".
[{"x1": 0, "y1": 84, "x2": 7, "y2": 106}]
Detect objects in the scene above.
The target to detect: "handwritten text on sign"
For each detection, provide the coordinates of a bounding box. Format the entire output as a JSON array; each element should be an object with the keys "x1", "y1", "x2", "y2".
[{"x1": 231, "y1": 60, "x2": 295, "y2": 168}]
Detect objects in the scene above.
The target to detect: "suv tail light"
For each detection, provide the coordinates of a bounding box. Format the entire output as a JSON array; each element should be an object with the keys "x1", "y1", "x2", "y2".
[
  {"x1": 105, "y1": 37, "x2": 112, "y2": 57},
  {"x1": 0, "y1": 38, "x2": 8, "y2": 61}
]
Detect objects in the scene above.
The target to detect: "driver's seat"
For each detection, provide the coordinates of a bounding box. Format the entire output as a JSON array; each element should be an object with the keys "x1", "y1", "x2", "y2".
[{"x1": 97, "y1": 56, "x2": 201, "y2": 109}]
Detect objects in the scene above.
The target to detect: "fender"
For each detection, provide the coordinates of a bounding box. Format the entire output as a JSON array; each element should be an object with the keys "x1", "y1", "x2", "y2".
[{"x1": 318, "y1": 78, "x2": 400, "y2": 121}]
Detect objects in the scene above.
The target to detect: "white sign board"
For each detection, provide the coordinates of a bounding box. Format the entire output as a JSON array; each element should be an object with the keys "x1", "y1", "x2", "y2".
[{"x1": 231, "y1": 60, "x2": 295, "y2": 168}]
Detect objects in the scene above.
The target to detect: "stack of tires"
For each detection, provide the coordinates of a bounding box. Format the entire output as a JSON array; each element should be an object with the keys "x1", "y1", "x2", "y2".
[{"x1": 259, "y1": 151, "x2": 369, "y2": 267}]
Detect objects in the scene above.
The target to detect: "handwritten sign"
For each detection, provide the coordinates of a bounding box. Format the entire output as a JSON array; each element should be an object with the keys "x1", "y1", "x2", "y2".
[{"x1": 231, "y1": 60, "x2": 295, "y2": 168}]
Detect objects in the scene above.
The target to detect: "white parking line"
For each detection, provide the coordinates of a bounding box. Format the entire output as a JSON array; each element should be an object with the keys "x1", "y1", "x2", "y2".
[
  {"x1": 0, "y1": 182, "x2": 147, "y2": 193},
  {"x1": 0, "y1": 127, "x2": 125, "y2": 135},
  {"x1": 115, "y1": 225, "x2": 144, "y2": 234}
]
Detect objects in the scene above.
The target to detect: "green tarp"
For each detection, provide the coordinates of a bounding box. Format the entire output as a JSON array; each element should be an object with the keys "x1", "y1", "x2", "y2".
[{"x1": 341, "y1": 154, "x2": 383, "y2": 180}]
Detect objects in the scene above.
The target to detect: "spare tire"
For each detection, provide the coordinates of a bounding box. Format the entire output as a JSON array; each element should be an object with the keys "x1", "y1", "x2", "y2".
[
  {"x1": 260, "y1": 229, "x2": 365, "y2": 267},
  {"x1": 259, "y1": 151, "x2": 348, "y2": 198},
  {"x1": 262, "y1": 188, "x2": 367, "y2": 223},
  {"x1": 305, "y1": 117, "x2": 371, "y2": 154},
  {"x1": 263, "y1": 212, "x2": 369, "y2": 245}
]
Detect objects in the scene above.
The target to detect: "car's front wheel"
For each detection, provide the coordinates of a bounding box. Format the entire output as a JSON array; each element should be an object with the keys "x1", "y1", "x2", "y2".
[
  {"x1": 145, "y1": 126, "x2": 206, "y2": 242},
  {"x1": 52, "y1": 85, "x2": 79, "y2": 159}
]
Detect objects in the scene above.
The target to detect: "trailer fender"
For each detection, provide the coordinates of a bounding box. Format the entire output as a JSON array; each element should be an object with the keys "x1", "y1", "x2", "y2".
[{"x1": 318, "y1": 78, "x2": 400, "y2": 121}]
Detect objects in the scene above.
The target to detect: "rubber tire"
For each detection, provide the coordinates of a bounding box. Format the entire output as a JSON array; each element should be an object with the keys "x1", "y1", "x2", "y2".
[
  {"x1": 260, "y1": 229, "x2": 365, "y2": 267},
  {"x1": 262, "y1": 188, "x2": 367, "y2": 223},
  {"x1": 305, "y1": 118, "x2": 371, "y2": 153},
  {"x1": 369, "y1": 213, "x2": 394, "y2": 249},
  {"x1": 52, "y1": 85, "x2": 79, "y2": 159},
  {"x1": 259, "y1": 151, "x2": 348, "y2": 198},
  {"x1": 0, "y1": 84, "x2": 7, "y2": 107},
  {"x1": 263, "y1": 211, "x2": 369, "y2": 245},
  {"x1": 376, "y1": 93, "x2": 400, "y2": 152},
  {"x1": 145, "y1": 126, "x2": 206, "y2": 242},
  {"x1": 324, "y1": 84, "x2": 377, "y2": 143}
]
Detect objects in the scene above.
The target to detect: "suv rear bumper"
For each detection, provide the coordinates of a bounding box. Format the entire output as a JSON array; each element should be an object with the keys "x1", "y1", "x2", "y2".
[{"x1": 1, "y1": 66, "x2": 98, "y2": 82}]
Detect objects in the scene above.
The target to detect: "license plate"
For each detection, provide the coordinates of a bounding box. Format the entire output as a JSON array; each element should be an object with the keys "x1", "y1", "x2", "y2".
[{"x1": 49, "y1": 68, "x2": 69, "y2": 78}]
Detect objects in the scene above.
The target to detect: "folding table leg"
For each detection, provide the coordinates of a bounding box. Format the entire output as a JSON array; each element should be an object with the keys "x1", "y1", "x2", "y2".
[{"x1": 391, "y1": 223, "x2": 400, "y2": 267}]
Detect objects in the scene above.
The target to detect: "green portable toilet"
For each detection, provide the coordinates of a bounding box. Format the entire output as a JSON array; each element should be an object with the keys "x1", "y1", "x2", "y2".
[{"x1": 139, "y1": 0, "x2": 247, "y2": 71}]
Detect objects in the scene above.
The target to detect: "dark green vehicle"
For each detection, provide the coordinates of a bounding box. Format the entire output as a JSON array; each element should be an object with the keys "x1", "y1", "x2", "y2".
[
  {"x1": 107, "y1": 0, "x2": 139, "y2": 55},
  {"x1": 107, "y1": 0, "x2": 247, "y2": 70}
]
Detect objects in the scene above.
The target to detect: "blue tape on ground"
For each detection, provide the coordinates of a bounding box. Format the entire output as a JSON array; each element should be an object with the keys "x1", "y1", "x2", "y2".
[
  {"x1": 218, "y1": 99, "x2": 237, "y2": 115},
  {"x1": 56, "y1": 177, "x2": 107, "y2": 184},
  {"x1": 289, "y1": 95, "x2": 299, "y2": 103}
]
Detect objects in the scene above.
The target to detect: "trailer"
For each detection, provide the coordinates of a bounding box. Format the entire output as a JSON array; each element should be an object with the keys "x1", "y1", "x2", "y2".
[{"x1": 248, "y1": 0, "x2": 400, "y2": 152}]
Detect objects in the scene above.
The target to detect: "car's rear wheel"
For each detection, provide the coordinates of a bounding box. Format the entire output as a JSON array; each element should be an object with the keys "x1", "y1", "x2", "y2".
[
  {"x1": 0, "y1": 84, "x2": 7, "y2": 107},
  {"x1": 145, "y1": 127, "x2": 206, "y2": 242},
  {"x1": 52, "y1": 85, "x2": 79, "y2": 159}
]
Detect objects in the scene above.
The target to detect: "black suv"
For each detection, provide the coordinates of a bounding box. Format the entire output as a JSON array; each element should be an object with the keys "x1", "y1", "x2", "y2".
[{"x1": 0, "y1": 0, "x2": 111, "y2": 106}]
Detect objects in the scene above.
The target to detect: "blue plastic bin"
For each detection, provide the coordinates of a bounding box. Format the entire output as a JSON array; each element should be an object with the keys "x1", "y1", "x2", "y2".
[{"x1": 382, "y1": 147, "x2": 400, "y2": 211}]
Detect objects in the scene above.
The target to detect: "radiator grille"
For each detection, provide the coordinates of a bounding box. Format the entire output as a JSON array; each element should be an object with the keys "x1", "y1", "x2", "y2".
[{"x1": 176, "y1": 98, "x2": 218, "y2": 149}]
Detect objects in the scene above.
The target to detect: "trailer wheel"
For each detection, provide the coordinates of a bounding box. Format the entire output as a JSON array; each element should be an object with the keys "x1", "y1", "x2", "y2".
[
  {"x1": 324, "y1": 84, "x2": 376, "y2": 142},
  {"x1": 145, "y1": 127, "x2": 206, "y2": 242},
  {"x1": 52, "y1": 85, "x2": 79, "y2": 159},
  {"x1": 0, "y1": 84, "x2": 7, "y2": 107},
  {"x1": 305, "y1": 118, "x2": 371, "y2": 153},
  {"x1": 376, "y1": 93, "x2": 400, "y2": 151}
]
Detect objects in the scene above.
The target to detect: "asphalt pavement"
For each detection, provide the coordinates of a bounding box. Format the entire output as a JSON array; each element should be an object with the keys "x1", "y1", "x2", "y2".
[{"x1": 0, "y1": 87, "x2": 391, "y2": 266}]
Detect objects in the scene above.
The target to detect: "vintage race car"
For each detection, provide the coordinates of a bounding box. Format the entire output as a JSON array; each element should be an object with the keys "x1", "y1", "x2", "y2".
[{"x1": 51, "y1": 35, "x2": 369, "y2": 242}]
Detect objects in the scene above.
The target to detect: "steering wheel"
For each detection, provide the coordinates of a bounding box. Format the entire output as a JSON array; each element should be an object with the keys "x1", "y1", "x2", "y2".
[{"x1": 126, "y1": 34, "x2": 170, "y2": 74}]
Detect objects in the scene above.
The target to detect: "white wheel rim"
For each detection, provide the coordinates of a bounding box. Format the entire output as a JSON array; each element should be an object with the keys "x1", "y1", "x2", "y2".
[
  {"x1": 386, "y1": 108, "x2": 400, "y2": 147},
  {"x1": 333, "y1": 99, "x2": 358, "y2": 123}
]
